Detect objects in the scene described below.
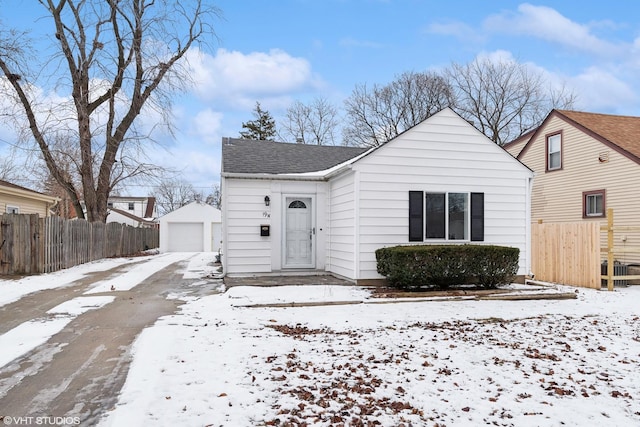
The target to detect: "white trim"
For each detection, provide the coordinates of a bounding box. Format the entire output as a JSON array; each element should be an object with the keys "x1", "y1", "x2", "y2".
[{"x1": 353, "y1": 170, "x2": 360, "y2": 280}]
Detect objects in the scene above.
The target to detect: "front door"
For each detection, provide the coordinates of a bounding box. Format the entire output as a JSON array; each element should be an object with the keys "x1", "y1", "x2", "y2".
[{"x1": 285, "y1": 197, "x2": 313, "y2": 267}]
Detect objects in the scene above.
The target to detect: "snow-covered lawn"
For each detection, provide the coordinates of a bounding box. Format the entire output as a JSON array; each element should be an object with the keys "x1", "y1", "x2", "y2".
[
  {"x1": 98, "y1": 262, "x2": 640, "y2": 426},
  {"x1": 2, "y1": 252, "x2": 638, "y2": 426}
]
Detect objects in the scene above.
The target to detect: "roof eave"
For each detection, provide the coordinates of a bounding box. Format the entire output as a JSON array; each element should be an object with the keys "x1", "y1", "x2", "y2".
[{"x1": 0, "y1": 185, "x2": 60, "y2": 205}]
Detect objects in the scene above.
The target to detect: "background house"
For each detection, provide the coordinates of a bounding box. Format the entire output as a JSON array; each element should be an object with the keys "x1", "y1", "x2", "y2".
[
  {"x1": 0, "y1": 179, "x2": 59, "y2": 217},
  {"x1": 159, "y1": 201, "x2": 222, "y2": 252},
  {"x1": 105, "y1": 196, "x2": 157, "y2": 228},
  {"x1": 504, "y1": 109, "x2": 640, "y2": 267},
  {"x1": 221, "y1": 108, "x2": 534, "y2": 284}
]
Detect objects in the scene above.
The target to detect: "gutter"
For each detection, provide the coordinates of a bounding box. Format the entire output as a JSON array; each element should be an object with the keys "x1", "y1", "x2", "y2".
[{"x1": 221, "y1": 172, "x2": 326, "y2": 181}]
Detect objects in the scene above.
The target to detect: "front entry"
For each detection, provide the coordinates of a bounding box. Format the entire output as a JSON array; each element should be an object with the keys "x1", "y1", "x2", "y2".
[{"x1": 284, "y1": 197, "x2": 314, "y2": 268}]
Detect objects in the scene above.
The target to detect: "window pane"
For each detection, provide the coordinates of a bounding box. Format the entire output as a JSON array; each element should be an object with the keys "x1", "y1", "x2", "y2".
[
  {"x1": 425, "y1": 193, "x2": 445, "y2": 239},
  {"x1": 549, "y1": 152, "x2": 561, "y2": 169},
  {"x1": 448, "y1": 193, "x2": 468, "y2": 240},
  {"x1": 586, "y1": 194, "x2": 603, "y2": 216},
  {"x1": 548, "y1": 135, "x2": 561, "y2": 169}
]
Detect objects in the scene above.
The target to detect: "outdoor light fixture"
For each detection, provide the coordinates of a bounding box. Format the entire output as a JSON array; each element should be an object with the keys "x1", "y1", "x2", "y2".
[{"x1": 264, "y1": 196, "x2": 270, "y2": 206}]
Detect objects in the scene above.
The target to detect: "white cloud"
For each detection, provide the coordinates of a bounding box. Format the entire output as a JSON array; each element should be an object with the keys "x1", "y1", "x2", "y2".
[
  {"x1": 483, "y1": 4, "x2": 624, "y2": 57},
  {"x1": 424, "y1": 21, "x2": 485, "y2": 44},
  {"x1": 190, "y1": 109, "x2": 223, "y2": 145},
  {"x1": 185, "y1": 48, "x2": 322, "y2": 107},
  {"x1": 569, "y1": 67, "x2": 637, "y2": 112}
]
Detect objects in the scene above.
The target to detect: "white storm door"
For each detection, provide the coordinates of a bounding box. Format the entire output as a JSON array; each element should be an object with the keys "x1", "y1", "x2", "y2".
[{"x1": 285, "y1": 197, "x2": 314, "y2": 267}]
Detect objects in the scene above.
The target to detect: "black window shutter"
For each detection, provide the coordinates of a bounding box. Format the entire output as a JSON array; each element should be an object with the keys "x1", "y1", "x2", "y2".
[
  {"x1": 408, "y1": 191, "x2": 424, "y2": 241},
  {"x1": 471, "y1": 192, "x2": 484, "y2": 241}
]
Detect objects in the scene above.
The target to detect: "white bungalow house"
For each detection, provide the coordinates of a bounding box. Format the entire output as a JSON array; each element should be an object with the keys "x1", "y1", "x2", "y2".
[
  {"x1": 221, "y1": 108, "x2": 534, "y2": 284},
  {"x1": 159, "y1": 201, "x2": 222, "y2": 252}
]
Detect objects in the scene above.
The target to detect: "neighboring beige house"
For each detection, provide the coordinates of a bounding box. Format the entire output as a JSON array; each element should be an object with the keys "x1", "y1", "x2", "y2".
[
  {"x1": 504, "y1": 109, "x2": 640, "y2": 266},
  {"x1": 0, "y1": 179, "x2": 59, "y2": 217}
]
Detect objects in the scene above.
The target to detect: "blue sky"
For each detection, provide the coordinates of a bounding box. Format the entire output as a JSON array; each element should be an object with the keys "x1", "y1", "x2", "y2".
[{"x1": 2, "y1": 1, "x2": 640, "y2": 194}]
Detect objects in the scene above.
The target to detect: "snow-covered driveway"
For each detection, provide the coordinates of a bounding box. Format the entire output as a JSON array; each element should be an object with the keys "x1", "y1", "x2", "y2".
[{"x1": 0, "y1": 252, "x2": 222, "y2": 425}]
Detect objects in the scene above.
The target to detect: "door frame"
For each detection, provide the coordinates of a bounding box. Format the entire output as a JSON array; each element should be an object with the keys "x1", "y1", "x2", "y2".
[{"x1": 282, "y1": 194, "x2": 316, "y2": 269}]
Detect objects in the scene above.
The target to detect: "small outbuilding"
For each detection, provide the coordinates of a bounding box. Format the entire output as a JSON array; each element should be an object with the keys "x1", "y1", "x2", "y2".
[{"x1": 159, "y1": 201, "x2": 222, "y2": 252}]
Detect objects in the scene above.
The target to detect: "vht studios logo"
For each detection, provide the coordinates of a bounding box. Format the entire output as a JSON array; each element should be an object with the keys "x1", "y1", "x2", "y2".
[{"x1": 2, "y1": 416, "x2": 81, "y2": 426}]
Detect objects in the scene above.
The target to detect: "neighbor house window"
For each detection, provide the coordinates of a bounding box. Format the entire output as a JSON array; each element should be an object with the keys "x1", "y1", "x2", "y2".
[
  {"x1": 547, "y1": 133, "x2": 562, "y2": 171},
  {"x1": 410, "y1": 191, "x2": 484, "y2": 242},
  {"x1": 583, "y1": 190, "x2": 605, "y2": 218},
  {"x1": 128, "y1": 202, "x2": 135, "y2": 210},
  {"x1": 6, "y1": 205, "x2": 19, "y2": 214}
]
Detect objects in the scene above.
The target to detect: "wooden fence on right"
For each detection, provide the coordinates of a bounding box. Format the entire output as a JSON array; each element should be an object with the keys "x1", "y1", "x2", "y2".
[
  {"x1": 531, "y1": 221, "x2": 601, "y2": 289},
  {"x1": 531, "y1": 208, "x2": 640, "y2": 290}
]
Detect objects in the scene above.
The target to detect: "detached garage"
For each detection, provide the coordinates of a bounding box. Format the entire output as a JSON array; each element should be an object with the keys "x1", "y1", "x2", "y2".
[{"x1": 159, "y1": 202, "x2": 222, "y2": 253}]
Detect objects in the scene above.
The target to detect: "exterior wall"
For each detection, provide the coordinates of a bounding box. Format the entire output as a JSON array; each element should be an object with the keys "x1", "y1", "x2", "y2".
[
  {"x1": 351, "y1": 110, "x2": 533, "y2": 280},
  {"x1": 504, "y1": 138, "x2": 528, "y2": 158},
  {"x1": 0, "y1": 193, "x2": 52, "y2": 217},
  {"x1": 222, "y1": 177, "x2": 328, "y2": 275},
  {"x1": 327, "y1": 171, "x2": 357, "y2": 279},
  {"x1": 158, "y1": 202, "x2": 222, "y2": 252},
  {"x1": 518, "y1": 115, "x2": 640, "y2": 264}
]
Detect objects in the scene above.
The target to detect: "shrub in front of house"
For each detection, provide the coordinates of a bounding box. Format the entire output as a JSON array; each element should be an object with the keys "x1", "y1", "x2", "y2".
[{"x1": 375, "y1": 244, "x2": 519, "y2": 290}]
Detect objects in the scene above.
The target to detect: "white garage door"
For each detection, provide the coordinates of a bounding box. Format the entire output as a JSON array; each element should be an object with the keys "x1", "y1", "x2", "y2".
[{"x1": 167, "y1": 222, "x2": 204, "y2": 252}]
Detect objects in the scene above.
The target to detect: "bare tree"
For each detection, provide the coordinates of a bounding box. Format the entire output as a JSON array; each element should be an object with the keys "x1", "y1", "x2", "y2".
[
  {"x1": 280, "y1": 97, "x2": 339, "y2": 145},
  {"x1": 0, "y1": 1, "x2": 219, "y2": 222},
  {"x1": 0, "y1": 146, "x2": 27, "y2": 183},
  {"x1": 342, "y1": 71, "x2": 455, "y2": 147},
  {"x1": 446, "y1": 57, "x2": 576, "y2": 145},
  {"x1": 152, "y1": 178, "x2": 197, "y2": 216},
  {"x1": 205, "y1": 182, "x2": 221, "y2": 209}
]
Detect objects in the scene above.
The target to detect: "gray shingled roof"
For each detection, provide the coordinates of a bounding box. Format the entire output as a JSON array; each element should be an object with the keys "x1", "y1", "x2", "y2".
[{"x1": 222, "y1": 138, "x2": 368, "y2": 174}]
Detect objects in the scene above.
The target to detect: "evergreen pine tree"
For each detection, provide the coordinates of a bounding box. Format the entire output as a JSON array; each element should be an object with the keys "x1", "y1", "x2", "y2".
[{"x1": 239, "y1": 102, "x2": 277, "y2": 140}]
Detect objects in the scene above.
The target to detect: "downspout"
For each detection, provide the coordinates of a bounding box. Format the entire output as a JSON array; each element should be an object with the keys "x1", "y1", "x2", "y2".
[
  {"x1": 526, "y1": 174, "x2": 534, "y2": 277},
  {"x1": 220, "y1": 175, "x2": 228, "y2": 280}
]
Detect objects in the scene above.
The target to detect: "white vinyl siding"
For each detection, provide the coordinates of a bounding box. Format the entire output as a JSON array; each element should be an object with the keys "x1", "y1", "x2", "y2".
[
  {"x1": 352, "y1": 110, "x2": 533, "y2": 280},
  {"x1": 223, "y1": 178, "x2": 327, "y2": 275},
  {"x1": 223, "y1": 179, "x2": 273, "y2": 274},
  {"x1": 328, "y1": 172, "x2": 357, "y2": 279}
]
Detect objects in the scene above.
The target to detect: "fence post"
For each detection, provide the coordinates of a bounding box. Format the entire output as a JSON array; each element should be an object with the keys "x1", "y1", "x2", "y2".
[{"x1": 607, "y1": 208, "x2": 614, "y2": 291}]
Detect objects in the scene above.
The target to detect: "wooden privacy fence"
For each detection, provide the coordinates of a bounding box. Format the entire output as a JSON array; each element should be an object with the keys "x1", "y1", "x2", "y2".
[
  {"x1": 531, "y1": 209, "x2": 640, "y2": 290},
  {"x1": 0, "y1": 213, "x2": 159, "y2": 275},
  {"x1": 531, "y1": 221, "x2": 601, "y2": 289}
]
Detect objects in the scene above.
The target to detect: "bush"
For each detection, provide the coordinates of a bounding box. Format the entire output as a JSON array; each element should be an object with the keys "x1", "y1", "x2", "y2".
[{"x1": 375, "y1": 244, "x2": 519, "y2": 290}]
